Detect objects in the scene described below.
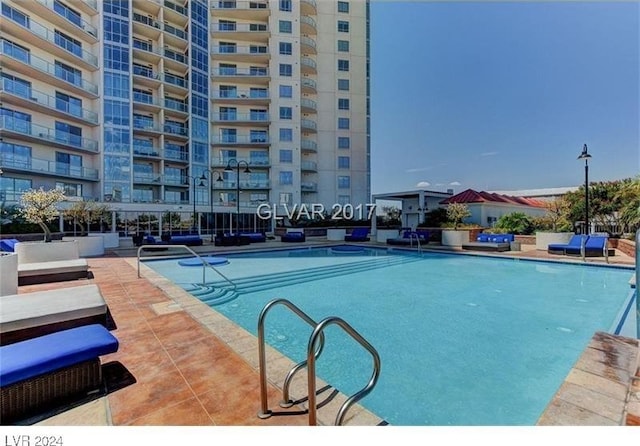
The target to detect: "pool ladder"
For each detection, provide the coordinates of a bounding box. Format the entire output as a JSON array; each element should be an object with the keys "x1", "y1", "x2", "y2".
[
  {"x1": 408, "y1": 231, "x2": 423, "y2": 255},
  {"x1": 257, "y1": 298, "x2": 381, "y2": 426}
]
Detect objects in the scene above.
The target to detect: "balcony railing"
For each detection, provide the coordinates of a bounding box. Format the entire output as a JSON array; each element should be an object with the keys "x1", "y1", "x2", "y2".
[
  {"x1": 165, "y1": 148, "x2": 189, "y2": 161},
  {"x1": 301, "y1": 161, "x2": 317, "y2": 171},
  {"x1": 133, "y1": 12, "x2": 160, "y2": 29},
  {"x1": 163, "y1": 23, "x2": 187, "y2": 40},
  {"x1": 0, "y1": 155, "x2": 99, "y2": 180},
  {"x1": 212, "y1": 89, "x2": 269, "y2": 99},
  {"x1": 2, "y1": 11, "x2": 98, "y2": 67},
  {"x1": 164, "y1": 0, "x2": 188, "y2": 16},
  {"x1": 133, "y1": 120, "x2": 162, "y2": 133},
  {"x1": 0, "y1": 116, "x2": 99, "y2": 152},
  {"x1": 301, "y1": 98, "x2": 317, "y2": 112},
  {"x1": 301, "y1": 119, "x2": 317, "y2": 131},
  {"x1": 164, "y1": 48, "x2": 187, "y2": 64},
  {"x1": 300, "y1": 36, "x2": 317, "y2": 51},
  {"x1": 163, "y1": 124, "x2": 188, "y2": 136},
  {"x1": 211, "y1": 112, "x2": 269, "y2": 123},
  {"x1": 301, "y1": 139, "x2": 317, "y2": 152},
  {"x1": 36, "y1": 0, "x2": 98, "y2": 38},
  {"x1": 211, "y1": 67, "x2": 269, "y2": 77},
  {"x1": 212, "y1": 45, "x2": 269, "y2": 56},
  {"x1": 301, "y1": 78, "x2": 317, "y2": 92},
  {"x1": 163, "y1": 72, "x2": 188, "y2": 88},
  {"x1": 301, "y1": 182, "x2": 318, "y2": 192},
  {"x1": 164, "y1": 98, "x2": 188, "y2": 113},
  {"x1": 0, "y1": 41, "x2": 98, "y2": 96},
  {"x1": 213, "y1": 180, "x2": 270, "y2": 189},
  {"x1": 0, "y1": 78, "x2": 98, "y2": 124},
  {"x1": 212, "y1": 22, "x2": 268, "y2": 33},
  {"x1": 211, "y1": 135, "x2": 269, "y2": 145},
  {"x1": 133, "y1": 64, "x2": 160, "y2": 80},
  {"x1": 212, "y1": 1, "x2": 268, "y2": 11},
  {"x1": 212, "y1": 156, "x2": 269, "y2": 166}
]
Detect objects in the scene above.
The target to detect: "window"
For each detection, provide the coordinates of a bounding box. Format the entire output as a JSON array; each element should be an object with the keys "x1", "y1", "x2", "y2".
[
  {"x1": 250, "y1": 130, "x2": 268, "y2": 143},
  {"x1": 279, "y1": 85, "x2": 293, "y2": 98},
  {"x1": 279, "y1": 63, "x2": 292, "y2": 77},
  {"x1": 104, "y1": 72, "x2": 129, "y2": 98},
  {"x1": 338, "y1": 98, "x2": 350, "y2": 110},
  {"x1": 56, "y1": 92, "x2": 82, "y2": 118},
  {"x1": 338, "y1": 59, "x2": 349, "y2": 72},
  {"x1": 338, "y1": 117, "x2": 350, "y2": 129},
  {"x1": 1, "y1": 73, "x2": 31, "y2": 98},
  {"x1": 55, "y1": 121, "x2": 82, "y2": 147},
  {"x1": 338, "y1": 20, "x2": 349, "y2": 33},
  {"x1": 54, "y1": 30, "x2": 82, "y2": 57},
  {"x1": 338, "y1": 156, "x2": 350, "y2": 169},
  {"x1": 279, "y1": 42, "x2": 292, "y2": 55},
  {"x1": 279, "y1": 128, "x2": 293, "y2": 142},
  {"x1": 0, "y1": 142, "x2": 31, "y2": 169},
  {"x1": 279, "y1": 171, "x2": 293, "y2": 185},
  {"x1": 53, "y1": 0, "x2": 81, "y2": 28},
  {"x1": 338, "y1": 79, "x2": 350, "y2": 91},
  {"x1": 338, "y1": 176, "x2": 351, "y2": 189},
  {"x1": 55, "y1": 151, "x2": 82, "y2": 177},
  {"x1": 338, "y1": 40, "x2": 349, "y2": 52},
  {"x1": 54, "y1": 61, "x2": 82, "y2": 86},
  {"x1": 1, "y1": 39, "x2": 29, "y2": 63},
  {"x1": 338, "y1": 1, "x2": 349, "y2": 13},
  {"x1": 279, "y1": 149, "x2": 293, "y2": 163},
  {"x1": 1, "y1": 3, "x2": 29, "y2": 27},
  {"x1": 219, "y1": 41, "x2": 236, "y2": 53},
  {"x1": 133, "y1": 88, "x2": 153, "y2": 104},
  {"x1": 279, "y1": 0, "x2": 292, "y2": 11},
  {"x1": 221, "y1": 128, "x2": 237, "y2": 143},
  {"x1": 279, "y1": 20, "x2": 292, "y2": 33},
  {"x1": 250, "y1": 108, "x2": 267, "y2": 121},
  {"x1": 279, "y1": 106, "x2": 292, "y2": 120},
  {"x1": 338, "y1": 137, "x2": 350, "y2": 149},
  {"x1": 0, "y1": 176, "x2": 32, "y2": 201}
]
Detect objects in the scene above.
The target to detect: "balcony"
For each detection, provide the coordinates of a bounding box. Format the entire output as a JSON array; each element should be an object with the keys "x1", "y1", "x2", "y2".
[
  {"x1": 213, "y1": 180, "x2": 270, "y2": 190},
  {"x1": 211, "y1": 156, "x2": 269, "y2": 167},
  {"x1": 211, "y1": 134, "x2": 269, "y2": 147},
  {"x1": 163, "y1": 122, "x2": 189, "y2": 139},
  {"x1": 2, "y1": 12, "x2": 99, "y2": 71},
  {"x1": 164, "y1": 98, "x2": 189, "y2": 117},
  {"x1": 132, "y1": 12, "x2": 162, "y2": 40},
  {"x1": 300, "y1": 36, "x2": 317, "y2": 55},
  {"x1": 32, "y1": 0, "x2": 98, "y2": 42},
  {"x1": 132, "y1": 64, "x2": 162, "y2": 89},
  {"x1": 301, "y1": 118, "x2": 317, "y2": 133},
  {"x1": 212, "y1": 88, "x2": 270, "y2": 105},
  {"x1": 163, "y1": 0, "x2": 189, "y2": 26},
  {"x1": 132, "y1": 39, "x2": 162, "y2": 64},
  {"x1": 0, "y1": 79, "x2": 98, "y2": 125},
  {"x1": 301, "y1": 98, "x2": 317, "y2": 114},
  {"x1": 162, "y1": 72, "x2": 189, "y2": 93},
  {"x1": 301, "y1": 57, "x2": 317, "y2": 75},
  {"x1": 211, "y1": 45, "x2": 270, "y2": 63},
  {"x1": 300, "y1": 0, "x2": 317, "y2": 15},
  {"x1": 301, "y1": 78, "x2": 317, "y2": 94},
  {"x1": 133, "y1": 93, "x2": 161, "y2": 113},
  {"x1": 133, "y1": 120, "x2": 162, "y2": 136},
  {"x1": 76, "y1": 0, "x2": 98, "y2": 15},
  {"x1": 301, "y1": 161, "x2": 317, "y2": 172},
  {"x1": 301, "y1": 139, "x2": 317, "y2": 153},
  {"x1": 211, "y1": 1, "x2": 269, "y2": 21},
  {"x1": 301, "y1": 182, "x2": 318, "y2": 193},
  {"x1": 211, "y1": 112, "x2": 269, "y2": 126},
  {"x1": 163, "y1": 47, "x2": 188, "y2": 70},
  {"x1": 300, "y1": 16, "x2": 317, "y2": 35},
  {"x1": 0, "y1": 116, "x2": 99, "y2": 153},
  {"x1": 164, "y1": 148, "x2": 189, "y2": 163},
  {"x1": 211, "y1": 67, "x2": 270, "y2": 84},
  {"x1": 133, "y1": 173, "x2": 162, "y2": 184},
  {"x1": 0, "y1": 155, "x2": 99, "y2": 181},
  {"x1": 0, "y1": 42, "x2": 99, "y2": 98},
  {"x1": 163, "y1": 22, "x2": 188, "y2": 48},
  {"x1": 211, "y1": 22, "x2": 269, "y2": 42},
  {"x1": 133, "y1": 146, "x2": 161, "y2": 158}
]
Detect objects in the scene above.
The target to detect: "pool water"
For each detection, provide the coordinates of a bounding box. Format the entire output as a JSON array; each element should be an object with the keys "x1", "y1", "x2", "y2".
[{"x1": 144, "y1": 247, "x2": 635, "y2": 426}]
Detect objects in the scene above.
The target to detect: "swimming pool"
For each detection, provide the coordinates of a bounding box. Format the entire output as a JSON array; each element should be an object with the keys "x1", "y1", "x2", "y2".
[{"x1": 144, "y1": 247, "x2": 635, "y2": 426}]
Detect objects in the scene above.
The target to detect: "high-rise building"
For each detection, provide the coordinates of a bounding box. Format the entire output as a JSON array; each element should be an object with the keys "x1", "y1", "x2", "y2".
[{"x1": 0, "y1": 0, "x2": 370, "y2": 235}]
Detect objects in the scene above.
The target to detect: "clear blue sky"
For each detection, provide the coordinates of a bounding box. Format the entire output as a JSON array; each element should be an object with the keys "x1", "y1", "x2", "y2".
[{"x1": 369, "y1": 0, "x2": 640, "y2": 195}]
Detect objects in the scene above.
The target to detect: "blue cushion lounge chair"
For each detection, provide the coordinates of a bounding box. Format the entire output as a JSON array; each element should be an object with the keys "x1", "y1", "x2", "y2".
[
  {"x1": 0, "y1": 324, "x2": 119, "y2": 423},
  {"x1": 462, "y1": 233, "x2": 514, "y2": 252},
  {"x1": 281, "y1": 231, "x2": 306, "y2": 243},
  {"x1": 344, "y1": 228, "x2": 370, "y2": 242},
  {"x1": 566, "y1": 235, "x2": 610, "y2": 257},
  {"x1": 547, "y1": 234, "x2": 587, "y2": 255},
  {"x1": 0, "y1": 239, "x2": 19, "y2": 252}
]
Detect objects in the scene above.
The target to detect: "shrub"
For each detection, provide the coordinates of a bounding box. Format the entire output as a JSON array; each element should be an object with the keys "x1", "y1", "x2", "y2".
[{"x1": 494, "y1": 212, "x2": 534, "y2": 235}]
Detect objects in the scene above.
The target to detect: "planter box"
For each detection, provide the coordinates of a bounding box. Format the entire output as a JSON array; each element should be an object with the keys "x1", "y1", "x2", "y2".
[
  {"x1": 535, "y1": 232, "x2": 573, "y2": 251},
  {"x1": 88, "y1": 232, "x2": 120, "y2": 249},
  {"x1": 376, "y1": 229, "x2": 401, "y2": 243},
  {"x1": 0, "y1": 253, "x2": 18, "y2": 296},
  {"x1": 63, "y1": 236, "x2": 104, "y2": 257},
  {"x1": 326, "y1": 228, "x2": 346, "y2": 241},
  {"x1": 441, "y1": 230, "x2": 470, "y2": 247}
]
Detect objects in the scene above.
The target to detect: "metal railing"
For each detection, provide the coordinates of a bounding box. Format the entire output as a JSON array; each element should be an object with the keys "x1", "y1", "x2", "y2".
[
  {"x1": 137, "y1": 244, "x2": 236, "y2": 290},
  {"x1": 635, "y1": 229, "x2": 639, "y2": 339},
  {"x1": 257, "y1": 298, "x2": 381, "y2": 426}
]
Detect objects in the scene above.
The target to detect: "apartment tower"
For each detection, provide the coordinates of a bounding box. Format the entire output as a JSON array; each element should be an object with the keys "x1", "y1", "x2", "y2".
[{"x1": 0, "y1": 0, "x2": 370, "y2": 234}]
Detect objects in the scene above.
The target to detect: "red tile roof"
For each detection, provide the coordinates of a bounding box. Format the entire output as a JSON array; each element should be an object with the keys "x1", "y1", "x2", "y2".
[{"x1": 439, "y1": 189, "x2": 546, "y2": 208}]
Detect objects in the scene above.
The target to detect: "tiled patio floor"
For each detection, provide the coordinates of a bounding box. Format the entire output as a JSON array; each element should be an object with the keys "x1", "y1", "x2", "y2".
[{"x1": 10, "y1": 239, "x2": 637, "y2": 426}]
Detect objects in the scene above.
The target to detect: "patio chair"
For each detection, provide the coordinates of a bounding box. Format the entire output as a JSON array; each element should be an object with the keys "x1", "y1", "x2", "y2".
[
  {"x1": 572, "y1": 235, "x2": 610, "y2": 257},
  {"x1": 344, "y1": 228, "x2": 370, "y2": 242},
  {"x1": 281, "y1": 231, "x2": 306, "y2": 243},
  {"x1": 547, "y1": 234, "x2": 587, "y2": 255}
]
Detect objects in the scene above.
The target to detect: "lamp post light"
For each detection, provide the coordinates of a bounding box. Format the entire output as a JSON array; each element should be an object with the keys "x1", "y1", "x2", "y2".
[
  {"x1": 577, "y1": 144, "x2": 592, "y2": 235},
  {"x1": 189, "y1": 173, "x2": 207, "y2": 233},
  {"x1": 224, "y1": 159, "x2": 251, "y2": 239}
]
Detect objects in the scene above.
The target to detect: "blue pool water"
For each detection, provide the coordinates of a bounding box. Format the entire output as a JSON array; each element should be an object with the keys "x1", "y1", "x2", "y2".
[{"x1": 144, "y1": 247, "x2": 635, "y2": 426}]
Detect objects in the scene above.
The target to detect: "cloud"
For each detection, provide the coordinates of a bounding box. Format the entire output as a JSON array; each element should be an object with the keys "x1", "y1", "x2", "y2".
[
  {"x1": 449, "y1": 181, "x2": 461, "y2": 186},
  {"x1": 405, "y1": 167, "x2": 432, "y2": 173},
  {"x1": 480, "y1": 151, "x2": 499, "y2": 157},
  {"x1": 416, "y1": 181, "x2": 431, "y2": 188}
]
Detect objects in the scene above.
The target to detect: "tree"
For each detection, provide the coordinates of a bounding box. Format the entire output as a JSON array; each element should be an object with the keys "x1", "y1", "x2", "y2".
[
  {"x1": 377, "y1": 206, "x2": 401, "y2": 227},
  {"x1": 540, "y1": 197, "x2": 572, "y2": 232},
  {"x1": 63, "y1": 201, "x2": 111, "y2": 236},
  {"x1": 19, "y1": 188, "x2": 66, "y2": 242},
  {"x1": 446, "y1": 203, "x2": 471, "y2": 230},
  {"x1": 615, "y1": 176, "x2": 640, "y2": 234},
  {"x1": 494, "y1": 212, "x2": 534, "y2": 235}
]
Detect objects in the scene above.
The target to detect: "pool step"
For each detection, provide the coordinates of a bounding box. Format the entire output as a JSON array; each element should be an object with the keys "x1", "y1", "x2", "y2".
[{"x1": 195, "y1": 254, "x2": 421, "y2": 305}]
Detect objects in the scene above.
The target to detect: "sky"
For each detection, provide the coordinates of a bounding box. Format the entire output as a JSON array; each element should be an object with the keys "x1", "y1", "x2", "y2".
[{"x1": 369, "y1": 0, "x2": 640, "y2": 195}]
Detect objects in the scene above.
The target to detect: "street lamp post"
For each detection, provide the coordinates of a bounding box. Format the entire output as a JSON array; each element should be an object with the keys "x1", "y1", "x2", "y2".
[
  {"x1": 577, "y1": 144, "x2": 592, "y2": 235},
  {"x1": 224, "y1": 159, "x2": 251, "y2": 239},
  {"x1": 189, "y1": 173, "x2": 207, "y2": 233}
]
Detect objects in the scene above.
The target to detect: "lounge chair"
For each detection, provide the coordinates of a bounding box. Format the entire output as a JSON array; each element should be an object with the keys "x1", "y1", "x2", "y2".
[
  {"x1": 0, "y1": 324, "x2": 119, "y2": 424},
  {"x1": 567, "y1": 235, "x2": 611, "y2": 257},
  {"x1": 344, "y1": 228, "x2": 370, "y2": 242},
  {"x1": 547, "y1": 235, "x2": 587, "y2": 255},
  {"x1": 0, "y1": 284, "x2": 111, "y2": 346},
  {"x1": 15, "y1": 241, "x2": 89, "y2": 286},
  {"x1": 281, "y1": 231, "x2": 306, "y2": 243}
]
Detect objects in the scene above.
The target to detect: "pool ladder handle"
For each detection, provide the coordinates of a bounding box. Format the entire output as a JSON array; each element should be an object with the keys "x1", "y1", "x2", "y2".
[
  {"x1": 136, "y1": 244, "x2": 237, "y2": 290},
  {"x1": 257, "y1": 298, "x2": 381, "y2": 426},
  {"x1": 408, "y1": 231, "x2": 423, "y2": 255}
]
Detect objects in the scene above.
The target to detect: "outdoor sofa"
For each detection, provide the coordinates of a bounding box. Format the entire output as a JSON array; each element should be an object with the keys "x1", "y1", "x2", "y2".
[
  {"x1": 461, "y1": 233, "x2": 515, "y2": 252},
  {"x1": 15, "y1": 241, "x2": 89, "y2": 286},
  {"x1": 281, "y1": 231, "x2": 306, "y2": 243},
  {"x1": 344, "y1": 228, "x2": 370, "y2": 242},
  {"x1": 387, "y1": 229, "x2": 430, "y2": 246}
]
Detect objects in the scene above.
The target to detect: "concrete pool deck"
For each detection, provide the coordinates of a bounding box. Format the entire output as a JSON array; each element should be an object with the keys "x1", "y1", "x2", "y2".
[{"x1": 8, "y1": 237, "x2": 637, "y2": 426}]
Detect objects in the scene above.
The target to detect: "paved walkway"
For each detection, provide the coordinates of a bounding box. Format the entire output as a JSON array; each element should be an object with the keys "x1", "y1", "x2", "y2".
[{"x1": 14, "y1": 238, "x2": 637, "y2": 426}]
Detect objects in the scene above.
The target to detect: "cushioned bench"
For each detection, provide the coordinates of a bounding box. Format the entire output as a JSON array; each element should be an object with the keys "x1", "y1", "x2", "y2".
[
  {"x1": 0, "y1": 284, "x2": 109, "y2": 346},
  {"x1": 15, "y1": 241, "x2": 89, "y2": 286},
  {"x1": 281, "y1": 232, "x2": 306, "y2": 243},
  {"x1": 462, "y1": 233, "x2": 514, "y2": 252},
  {"x1": 0, "y1": 239, "x2": 19, "y2": 252},
  {"x1": 0, "y1": 324, "x2": 119, "y2": 423},
  {"x1": 240, "y1": 232, "x2": 266, "y2": 243}
]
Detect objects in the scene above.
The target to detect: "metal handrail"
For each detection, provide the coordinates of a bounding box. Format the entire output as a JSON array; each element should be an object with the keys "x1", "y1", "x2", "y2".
[
  {"x1": 257, "y1": 298, "x2": 325, "y2": 419},
  {"x1": 307, "y1": 316, "x2": 381, "y2": 426},
  {"x1": 409, "y1": 231, "x2": 422, "y2": 255},
  {"x1": 136, "y1": 244, "x2": 236, "y2": 290},
  {"x1": 636, "y1": 229, "x2": 640, "y2": 339}
]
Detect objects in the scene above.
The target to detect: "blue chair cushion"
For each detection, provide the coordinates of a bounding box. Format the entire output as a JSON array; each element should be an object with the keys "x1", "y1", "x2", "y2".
[
  {"x1": 0, "y1": 324, "x2": 119, "y2": 387},
  {"x1": 0, "y1": 239, "x2": 19, "y2": 252}
]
